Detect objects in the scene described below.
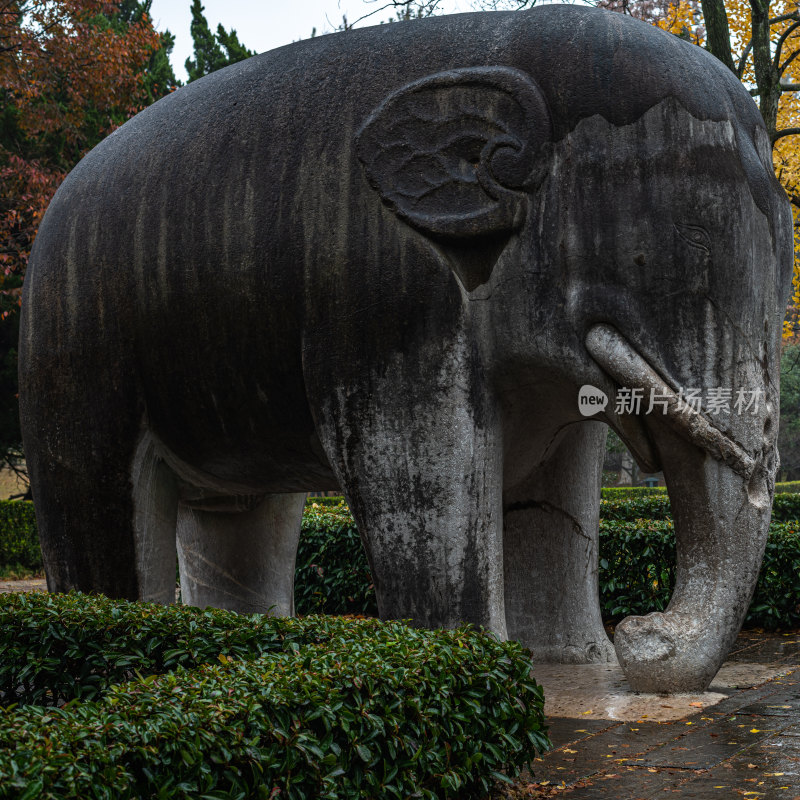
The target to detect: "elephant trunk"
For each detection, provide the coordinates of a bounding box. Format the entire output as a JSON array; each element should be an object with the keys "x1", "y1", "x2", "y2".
[
  {"x1": 614, "y1": 418, "x2": 772, "y2": 692},
  {"x1": 586, "y1": 324, "x2": 776, "y2": 693}
]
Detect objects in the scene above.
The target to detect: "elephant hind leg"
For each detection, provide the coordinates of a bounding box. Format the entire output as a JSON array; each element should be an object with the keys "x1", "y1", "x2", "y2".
[
  {"x1": 24, "y1": 419, "x2": 179, "y2": 603},
  {"x1": 130, "y1": 433, "x2": 180, "y2": 603},
  {"x1": 176, "y1": 493, "x2": 305, "y2": 615},
  {"x1": 504, "y1": 421, "x2": 615, "y2": 664}
]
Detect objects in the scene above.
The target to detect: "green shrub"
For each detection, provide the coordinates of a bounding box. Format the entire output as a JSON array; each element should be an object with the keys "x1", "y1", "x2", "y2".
[
  {"x1": 305, "y1": 495, "x2": 347, "y2": 507},
  {"x1": 771, "y1": 493, "x2": 800, "y2": 522},
  {"x1": 295, "y1": 505, "x2": 376, "y2": 616},
  {"x1": 598, "y1": 493, "x2": 800, "y2": 523},
  {"x1": 0, "y1": 591, "x2": 351, "y2": 707},
  {"x1": 602, "y1": 483, "x2": 800, "y2": 498},
  {"x1": 598, "y1": 520, "x2": 675, "y2": 619},
  {"x1": 0, "y1": 594, "x2": 549, "y2": 799},
  {"x1": 0, "y1": 500, "x2": 39, "y2": 570},
  {"x1": 747, "y1": 522, "x2": 800, "y2": 627},
  {"x1": 599, "y1": 495, "x2": 672, "y2": 522},
  {"x1": 598, "y1": 520, "x2": 800, "y2": 629}
]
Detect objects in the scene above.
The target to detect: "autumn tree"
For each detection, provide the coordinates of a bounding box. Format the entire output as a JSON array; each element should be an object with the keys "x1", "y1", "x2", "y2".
[
  {"x1": 0, "y1": 0, "x2": 170, "y2": 483},
  {"x1": 115, "y1": 0, "x2": 179, "y2": 103},
  {"x1": 185, "y1": 0, "x2": 254, "y2": 82}
]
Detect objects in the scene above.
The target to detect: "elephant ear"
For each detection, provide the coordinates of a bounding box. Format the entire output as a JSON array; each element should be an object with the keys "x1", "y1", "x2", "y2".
[{"x1": 356, "y1": 67, "x2": 552, "y2": 241}]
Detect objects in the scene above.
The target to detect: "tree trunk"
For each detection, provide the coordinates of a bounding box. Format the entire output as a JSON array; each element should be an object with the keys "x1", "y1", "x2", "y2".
[
  {"x1": 617, "y1": 450, "x2": 635, "y2": 486},
  {"x1": 700, "y1": 0, "x2": 737, "y2": 73},
  {"x1": 750, "y1": 0, "x2": 781, "y2": 139}
]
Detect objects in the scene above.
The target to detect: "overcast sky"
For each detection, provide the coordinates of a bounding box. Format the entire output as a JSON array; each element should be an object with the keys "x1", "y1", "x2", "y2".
[{"x1": 148, "y1": 0, "x2": 475, "y2": 83}]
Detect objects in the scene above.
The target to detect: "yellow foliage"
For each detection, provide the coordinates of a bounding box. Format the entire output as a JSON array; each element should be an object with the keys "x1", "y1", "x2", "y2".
[{"x1": 655, "y1": 0, "x2": 704, "y2": 42}]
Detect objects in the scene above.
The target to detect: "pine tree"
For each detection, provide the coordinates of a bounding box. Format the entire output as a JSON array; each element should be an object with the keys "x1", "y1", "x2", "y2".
[
  {"x1": 185, "y1": 0, "x2": 254, "y2": 82},
  {"x1": 111, "y1": 1, "x2": 180, "y2": 101}
]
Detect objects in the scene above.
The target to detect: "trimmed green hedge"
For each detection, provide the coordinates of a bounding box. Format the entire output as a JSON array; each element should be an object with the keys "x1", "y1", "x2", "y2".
[
  {"x1": 599, "y1": 493, "x2": 800, "y2": 523},
  {"x1": 600, "y1": 486, "x2": 667, "y2": 498},
  {"x1": 598, "y1": 520, "x2": 675, "y2": 619},
  {"x1": 0, "y1": 594, "x2": 549, "y2": 799},
  {"x1": 746, "y1": 523, "x2": 800, "y2": 628},
  {"x1": 3, "y1": 496, "x2": 800, "y2": 628},
  {"x1": 597, "y1": 520, "x2": 800, "y2": 628},
  {"x1": 601, "y1": 481, "x2": 800, "y2": 496},
  {"x1": 305, "y1": 496, "x2": 347, "y2": 507},
  {"x1": 599, "y1": 495, "x2": 672, "y2": 522},
  {"x1": 293, "y1": 507, "x2": 800, "y2": 629},
  {"x1": 773, "y1": 493, "x2": 800, "y2": 521}
]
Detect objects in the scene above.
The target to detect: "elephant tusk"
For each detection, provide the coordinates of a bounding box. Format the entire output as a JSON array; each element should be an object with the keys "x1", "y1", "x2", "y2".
[{"x1": 585, "y1": 324, "x2": 756, "y2": 480}]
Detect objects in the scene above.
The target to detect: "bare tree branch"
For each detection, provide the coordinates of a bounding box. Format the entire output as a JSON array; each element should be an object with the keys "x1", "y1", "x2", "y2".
[
  {"x1": 773, "y1": 127, "x2": 800, "y2": 144},
  {"x1": 737, "y1": 38, "x2": 753, "y2": 78},
  {"x1": 773, "y1": 18, "x2": 800, "y2": 69},
  {"x1": 474, "y1": 0, "x2": 537, "y2": 8},
  {"x1": 780, "y1": 46, "x2": 800, "y2": 75},
  {"x1": 333, "y1": 0, "x2": 446, "y2": 29},
  {"x1": 754, "y1": 79, "x2": 800, "y2": 95},
  {"x1": 771, "y1": 11, "x2": 800, "y2": 25}
]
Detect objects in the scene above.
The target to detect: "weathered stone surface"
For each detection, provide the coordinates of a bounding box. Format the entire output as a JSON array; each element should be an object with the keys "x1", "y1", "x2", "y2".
[{"x1": 18, "y1": 7, "x2": 793, "y2": 693}]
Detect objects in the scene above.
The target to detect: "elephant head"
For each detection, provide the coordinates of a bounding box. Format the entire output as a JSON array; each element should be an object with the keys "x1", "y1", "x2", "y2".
[{"x1": 356, "y1": 13, "x2": 793, "y2": 693}]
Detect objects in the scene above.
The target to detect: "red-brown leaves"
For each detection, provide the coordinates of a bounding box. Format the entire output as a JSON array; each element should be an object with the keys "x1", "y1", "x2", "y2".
[{"x1": 0, "y1": 0, "x2": 163, "y2": 306}]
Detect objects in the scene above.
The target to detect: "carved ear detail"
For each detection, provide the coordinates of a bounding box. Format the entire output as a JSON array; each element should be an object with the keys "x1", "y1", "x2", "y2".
[{"x1": 356, "y1": 67, "x2": 552, "y2": 240}]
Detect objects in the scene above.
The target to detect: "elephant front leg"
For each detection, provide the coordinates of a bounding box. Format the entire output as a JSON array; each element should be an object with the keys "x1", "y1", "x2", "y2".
[
  {"x1": 313, "y1": 357, "x2": 506, "y2": 636},
  {"x1": 504, "y1": 421, "x2": 615, "y2": 663}
]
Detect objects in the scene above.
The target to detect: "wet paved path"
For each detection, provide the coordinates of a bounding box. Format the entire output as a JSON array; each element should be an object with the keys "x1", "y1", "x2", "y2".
[
  {"x1": 512, "y1": 631, "x2": 800, "y2": 798},
  {"x1": 0, "y1": 578, "x2": 46, "y2": 593}
]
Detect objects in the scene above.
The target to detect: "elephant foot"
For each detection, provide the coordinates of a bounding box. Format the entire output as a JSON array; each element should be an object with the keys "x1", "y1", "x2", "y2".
[
  {"x1": 523, "y1": 630, "x2": 617, "y2": 664},
  {"x1": 614, "y1": 612, "x2": 716, "y2": 693},
  {"x1": 529, "y1": 634, "x2": 617, "y2": 665}
]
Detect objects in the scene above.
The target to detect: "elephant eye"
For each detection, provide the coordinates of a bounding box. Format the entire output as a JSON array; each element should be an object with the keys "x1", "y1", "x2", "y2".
[
  {"x1": 441, "y1": 132, "x2": 487, "y2": 170},
  {"x1": 674, "y1": 222, "x2": 711, "y2": 255}
]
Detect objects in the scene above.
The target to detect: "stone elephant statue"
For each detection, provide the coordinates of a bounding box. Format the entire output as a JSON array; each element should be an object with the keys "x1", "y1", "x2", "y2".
[{"x1": 19, "y1": 6, "x2": 793, "y2": 693}]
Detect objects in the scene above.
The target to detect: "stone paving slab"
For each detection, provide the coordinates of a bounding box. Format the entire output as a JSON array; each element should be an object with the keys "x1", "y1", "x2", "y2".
[
  {"x1": 518, "y1": 666, "x2": 800, "y2": 798},
  {"x1": 711, "y1": 679, "x2": 799, "y2": 716},
  {"x1": 535, "y1": 661, "x2": 793, "y2": 723},
  {"x1": 529, "y1": 721, "x2": 682, "y2": 787},
  {"x1": 633, "y1": 714, "x2": 789, "y2": 770},
  {"x1": 545, "y1": 718, "x2": 618, "y2": 748},
  {"x1": 533, "y1": 766, "x2": 697, "y2": 798},
  {"x1": 727, "y1": 631, "x2": 800, "y2": 666},
  {"x1": 738, "y1": 696, "x2": 800, "y2": 717},
  {"x1": 0, "y1": 578, "x2": 46, "y2": 593}
]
